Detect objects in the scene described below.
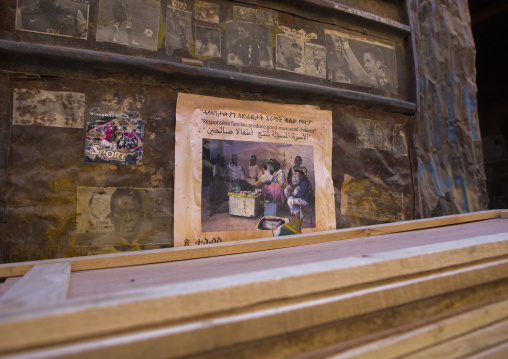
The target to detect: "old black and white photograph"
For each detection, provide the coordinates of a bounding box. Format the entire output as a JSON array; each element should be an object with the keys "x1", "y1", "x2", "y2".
[
  {"x1": 256, "y1": 9, "x2": 278, "y2": 26},
  {"x1": 232, "y1": 6, "x2": 256, "y2": 22},
  {"x1": 226, "y1": 21, "x2": 273, "y2": 68},
  {"x1": 76, "y1": 187, "x2": 173, "y2": 249},
  {"x1": 305, "y1": 43, "x2": 326, "y2": 79},
  {"x1": 194, "y1": 1, "x2": 219, "y2": 23},
  {"x1": 195, "y1": 25, "x2": 221, "y2": 57},
  {"x1": 166, "y1": 5, "x2": 192, "y2": 55},
  {"x1": 276, "y1": 34, "x2": 305, "y2": 74},
  {"x1": 15, "y1": 0, "x2": 89, "y2": 39},
  {"x1": 202, "y1": 139, "x2": 316, "y2": 233},
  {"x1": 96, "y1": 0, "x2": 160, "y2": 51},
  {"x1": 326, "y1": 30, "x2": 398, "y2": 93}
]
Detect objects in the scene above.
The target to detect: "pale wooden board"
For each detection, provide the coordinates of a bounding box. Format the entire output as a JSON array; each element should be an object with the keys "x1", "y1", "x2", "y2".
[
  {"x1": 0, "y1": 278, "x2": 19, "y2": 298},
  {"x1": 326, "y1": 296, "x2": 508, "y2": 359},
  {"x1": 501, "y1": 211, "x2": 508, "y2": 219},
  {"x1": 0, "y1": 263, "x2": 70, "y2": 311},
  {"x1": 66, "y1": 217, "x2": 508, "y2": 299},
  {"x1": 2, "y1": 257, "x2": 508, "y2": 358},
  {"x1": 470, "y1": 341, "x2": 508, "y2": 359},
  {"x1": 1, "y1": 233, "x2": 508, "y2": 356},
  {"x1": 0, "y1": 210, "x2": 503, "y2": 278},
  {"x1": 406, "y1": 317, "x2": 508, "y2": 359}
]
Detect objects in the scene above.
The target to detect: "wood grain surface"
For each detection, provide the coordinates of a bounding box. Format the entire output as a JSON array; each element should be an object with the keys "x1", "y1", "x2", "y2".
[
  {"x1": 0, "y1": 217, "x2": 507, "y2": 357},
  {"x1": 0, "y1": 210, "x2": 503, "y2": 278}
]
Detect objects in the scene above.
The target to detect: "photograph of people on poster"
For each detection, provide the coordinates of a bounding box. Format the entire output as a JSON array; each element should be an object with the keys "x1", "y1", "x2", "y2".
[
  {"x1": 305, "y1": 43, "x2": 326, "y2": 78},
  {"x1": 276, "y1": 34, "x2": 305, "y2": 74},
  {"x1": 195, "y1": 25, "x2": 221, "y2": 57},
  {"x1": 175, "y1": 93, "x2": 335, "y2": 247},
  {"x1": 325, "y1": 30, "x2": 398, "y2": 94},
  {"x1": 76, "y1": 187, "x2": 173, "y2": 250},
  {"x1": 194, "y1": 1, "x2": 219, "y2": 23},
  {"x1": 226, "y1": 21, "x2": 273, "y2": 69},
  {"x1": 166, "y1": 5, "x2": 192, "y2": 55},
  {"x1": 15, "y1": 0, "x2": 89, "y2": 39},
  {"x1": 96, "y1": 0, "x2": 160, "y2": 51},
  {"x1": 202, "y1": 139, "x2": 315, "y2": 233}
]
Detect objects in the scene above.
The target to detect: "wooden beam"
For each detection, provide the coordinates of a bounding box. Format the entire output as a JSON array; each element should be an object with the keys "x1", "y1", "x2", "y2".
[
  {"x1": 0, "y1": 210, "x2": 502, "y2": 278},
  {"x1": 0, "y1": 263, "x2": 70, "y2": 311},
  {"x1": 327, "y1": 297, "x2": 508, "y2": 358},
  {"x1": 0, "y1": 233, "x2": 507, "y2": 356}
]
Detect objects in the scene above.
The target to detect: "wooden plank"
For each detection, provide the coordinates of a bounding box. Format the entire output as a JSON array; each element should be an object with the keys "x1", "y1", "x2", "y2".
[
  {"x1": 0, "y1": 233, "x2": 507, "y2": 355},
  {"x1": 0, "y1": 263, "x2": 70, "y2": 310},
  {"x1": 0, "y1": 210, "x2": 502, "y2": 278},
  {"x1": 471, "y1": 341, "x2": 508, "y2": 359},
  {"x1": 407, "y1": 317, "x2": 508, "y2": 359},
  {"x1": 66, "y1": 218, "x2": 508, "y2": 299},
  {"x1": 501, "y1": 211, "x2": 508, "y2": 219},
  {"x1": 331, "y1": 2, "x2": 410, "y2": 32},
  {"x1": 3, "y1": 257, "x2": 508, "y2": 358},
  {"x1": 0, "y1": 278, "x2": 19, "y2": 298},
  {"x1": 325, "y1": 297, "x2": 508, "y2": 358}
]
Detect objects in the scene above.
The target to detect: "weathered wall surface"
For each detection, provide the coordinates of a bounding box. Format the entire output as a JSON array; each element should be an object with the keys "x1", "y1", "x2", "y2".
[
  {"x1": 410, "y1": 0, "x2": 488, "y2": 217},
  {"x1": 0, "y1": 0, "x2": 489, "y2": 263}
]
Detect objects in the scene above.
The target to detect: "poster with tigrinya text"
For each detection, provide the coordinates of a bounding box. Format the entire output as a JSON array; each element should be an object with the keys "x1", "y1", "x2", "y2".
[{"x1": 175, "y1": 93, "x2": 335, "y2": 247}]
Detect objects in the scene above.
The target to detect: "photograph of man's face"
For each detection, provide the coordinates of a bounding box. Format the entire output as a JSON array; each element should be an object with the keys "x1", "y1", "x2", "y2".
[
  {"x1": 276, "y1": 35, "x2": 304, "y2": 74},
  {"x1": 110, "y1": 189, "x2": 143, "y2": 241},
  {"x1": 76, "y1": 187, "x2": 173, "y2": 249}
]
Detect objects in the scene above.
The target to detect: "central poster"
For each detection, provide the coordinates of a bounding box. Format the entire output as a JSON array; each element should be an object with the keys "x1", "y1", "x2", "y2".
[{"x1": 175, "y1": 94, "x2": 335, "y2": 246}]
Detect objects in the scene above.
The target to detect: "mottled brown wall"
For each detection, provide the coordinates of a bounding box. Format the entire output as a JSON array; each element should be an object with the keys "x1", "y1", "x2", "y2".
[{"x1": 410, "y1": 0, "x2": 488, "y2": 217}]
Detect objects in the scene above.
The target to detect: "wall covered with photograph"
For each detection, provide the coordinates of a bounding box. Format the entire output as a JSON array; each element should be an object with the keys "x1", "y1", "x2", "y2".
[{"x1": 0, "y1": 0, "x2": 488, "y2": 263}]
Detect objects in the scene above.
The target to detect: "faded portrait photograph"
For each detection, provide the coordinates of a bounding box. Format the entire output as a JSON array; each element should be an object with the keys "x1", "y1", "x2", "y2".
[
  {"x1": 15, "y1": 0, "x2": 89, "y2": 39},
  {"x1": 326, "y1": 32, "x2": 398, "y2": 94},
  {"x1": 276, "y1": 34, "x2": 305, "y2": 74},
  {"x1": 232, "y1": 6, "x2": 256, "y2": 22},
  {"x1": 201, "y1": 139, "x2": 316, "y2": 233},
  {"x1": 166, "y1": 6, "x2": 192, "y2": 55},
  {"x1": 195, "y1": 25, "x2": 221, "y2": 57},
  {"x1": 96, "y1": 0, "x2": 160, "y2": 51},
  {"x1": 76, "y1": 187, "x2": 173, "y2": 250},
  {"x1": 226, "y1": 21, "x2": 273, "y2": 68},
  {"x1": 194, "y1": 1, "x2": 219, "y2": 23},
  {"x1": 305, "y1": 43, "x2": 326, "y2": 79}
]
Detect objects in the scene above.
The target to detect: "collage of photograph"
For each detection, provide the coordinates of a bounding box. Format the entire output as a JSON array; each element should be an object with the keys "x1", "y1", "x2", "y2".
[{"x1": 14, "y1": 0, "x2": 399, "y2": 94}]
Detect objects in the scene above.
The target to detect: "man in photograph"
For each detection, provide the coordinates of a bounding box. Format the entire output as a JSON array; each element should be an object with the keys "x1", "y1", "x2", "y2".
[
  {"x1": 166, "y1": 9, "x2": 191, "y2": 51},
  {"x1": 248, "y1": 154, "x2": 260, "y2": 182},
  {"x1": 16, "y1": 0, "x2": 87, "y2": 38},
  {"x1": 276, "y1": 35, "x2": 304, "y2": 73},
  {"x1": 228, "y1": 23, "x2": 268, "y2": 67},
  {"x1": 91, "y1": 188, "x2": 171, "y2": 246},
  {"x1": 207, "y1": 174, "x2": 229, "y2": 217},
  {"x1": 195, "y1": 28, "x2": 220, "y2": 57},
  {"x1": 363, "y1": 47, "x2": 395, "y2": 92},
  {"x1": 110, "y1": 0, "x2": 139, "y2": 45},
  {"x1": 330, "y1": 36, "x2": 395, "y2": 92},
  {"x1": 228, "y1": 153, "x2": 252, "y2": 191}
]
